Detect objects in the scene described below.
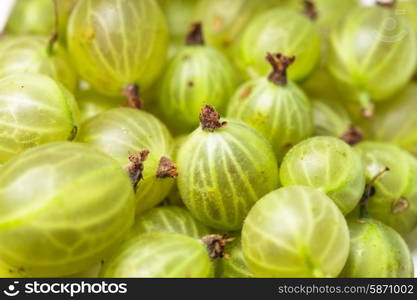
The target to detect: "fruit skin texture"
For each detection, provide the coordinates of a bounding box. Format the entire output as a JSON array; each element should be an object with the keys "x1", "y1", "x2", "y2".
[
  {"x1": 365, "y1": 84, "x2": 417, "y2": 156},
  {"x1": 0, "y1": 73, "x2": 79, "y2": 164},
  {"x1": 177, "y1": 120, "x2": 279, "y2": 231},
  {"x1": 216, "y1": 235, "x2": 252, "y2": 278},
  {"x1": 0, "y1": 142, "x2": 136, "y2": 277},
  {"x1": 157, "y1": 45, "x2": 237, "y2": 132},
  {"x1": 100, "y1": 232, "x2": 214, "y2": 278},
  {"x1": 131, "y1": 206, "x2": 211, "y2": 239},
  {"x1": 76, "y1": 90, "x2": 126, "y2": 124},
  {"x1": 312, "y1": 99, "x2": 353, "y2": 138},
  {"x1": 328, "y1": 6, "x2": 417, "y2": 110},
  {"x1": 227, "y1": 76, "x2": 313, "y2": 160},
  {"x1": 233, "y1": 9, "x2": 321, "y2": 81},
  {"x1": 67, "y1": 0, "x2": 168, "y2": 96},
  {"x1": 194, "y1": 0, "x2": 280, "y2": 54},
  {"x1": 6, "y1": 0, "x2": 54, "y2": 35},
  {"x1": 341, "y1": 219, "x2": 414, "y2": 278},
  {"x1": 354, "y1": 142, "x2": 417, "y2": 236},
  {"x1": 77, "y1": 107, "x2": 174, "y2": 213},
  {"x1": 242, "y1": 186, "x2": 349, "y2": 277},
  {"x1": 280, "y1": 136, "x2": 365, "y2": 215},
  {"x1": 0, "y1": 35, "x2": 77, "y2": 92}
]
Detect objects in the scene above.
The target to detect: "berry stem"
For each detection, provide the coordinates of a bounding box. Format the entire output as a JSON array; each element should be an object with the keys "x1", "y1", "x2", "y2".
[
  {"x1": 266, "y1": 53, "x2": 295, "y2": 86},
  {"x1": 123, "y1": 84, "x2": 144, "y2": 110},
  {"x1": 359, "y1": 167, "x2": 390, "y2": 219},
  {"x1": 201, "y1": 234, "x2": 234, "y2": 260},
  {"x1": 185, "y1": 22, "x2": 205, "y2": 46},
  {"x1": 358, "y1": 92, "x2": 374, "y2": 119},
  {"x1": 125, "y1": 150, "x2": 149, "y2": 192},
  {"x1": 303, "y1": 0, "x2": 318, "y2": 20},
  {"x1": 199, "y1": 105, "x2": 227, "y2": 132},
  {"x1": 47, "y1": 0, "x2": 59, "y2": 56},
  {"x1": 156, "y1": 157, "x2": 178, "y2": 179},
  {"x1": 340, "y1": 126, "x2": 363, "y2": 146}
]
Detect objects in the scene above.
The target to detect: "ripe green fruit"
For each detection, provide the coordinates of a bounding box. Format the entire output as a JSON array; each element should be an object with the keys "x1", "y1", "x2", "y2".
[
  {"x1": 6, "y1": 0, "x2": 54, "y2": 35},
  {"x1": 76, "y1": 90, "x2": 126, "y2": 124},
  {"x1": 157, "y1": 23, "x2": 238, "y2": 132},
  {"x1": 354, "y1": 142, "x2": 417, "y2": 236},
  {"x1": 100, "y1": 232, "x2": 214, "y2": 278},
  {"x1": 328, "y1": 5, "x2": 417, "y2": 116},
  {"x1": 67, "y1": 0, "x2": 169, "y2": 96},
  {"x1": 341, "y1": 218, "x2": 414, "y2": 278},
  {"x1": 242, "y1": 186, "x2": 350, "y2": 277},
  {"x1": 0, "y1": 73, "x2": 79, "y2": 164},
  {"x1": 77, "y1": 107, "x2": 175, "y2": 213},
  {"x1": 0, "y1": 142, "x2": 135, "y2": 277},
  {"x1": 227, "y1": 53, "x2": 313, "y2": 160},
  {"x1": 131, "y1": 206, "x2": 211, "y2": 239},
  {"x1": 312, "y1": 98, "x2": 363, "y2": 144},
  {"x1": 177, "y1": 105, "x2": 279, "y2": 231},
  {"x1": 0, "y1": 35, "x2": 77, "y2": 92},
  {"x1": 280, "y1": 136, "x2": 365, "y2": 215},
  {"x1": 365, "y1": 84, "x2": 417, "y2": 156},
  {"x1": 216, "y1": 235, "x2": 251, "y2": 278},
  {"x1": 194, "y1": 0, "x2": 280, "y2": 54},
  {"x1": 233, "y1": 7, "x2": 321, "y2": 81}
]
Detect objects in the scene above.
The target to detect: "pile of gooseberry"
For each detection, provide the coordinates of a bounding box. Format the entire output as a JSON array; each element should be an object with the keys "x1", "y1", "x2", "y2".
[{"x1": 0, "y1": 0, "x2": 416, "y2": 278}]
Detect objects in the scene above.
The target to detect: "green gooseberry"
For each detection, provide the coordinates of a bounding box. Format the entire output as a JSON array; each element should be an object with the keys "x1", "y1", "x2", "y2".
[
  {"x1": 280, "y1": 136, "x2": 366, "y2": 215},
  {"x1": 0, "y1": 142, "x2": 135, "y2": 277},
  {"x1": 242, "y1": 186, "x2": 350, "y2": 277},
  {"x1": 227, "y1": 53, "x2": 313, "y2": 160},
  {"x1": 354, "y1": 142, "x2": 417, "y2": 236},
  {"x1": 341, "y1": 218, "x2": 414, "y2": 278},
  {"x1": 177, "y1": 105, "x2": 280, "y2": 231},
  {"x1": 77, "y1": 107, "x2": 176, "y2": 213}
]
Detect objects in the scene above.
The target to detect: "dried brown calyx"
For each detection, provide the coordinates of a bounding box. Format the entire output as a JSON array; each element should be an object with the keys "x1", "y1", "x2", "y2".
[
  {"x1": 303, "y1": 0, "x2": 318, "y2": 20},
  {"x1": 47, "y1": 0, "x2": 59, "y2": 55},
  {"x1": 156, "y1": 157, "x2": 178, "y2": 179},
  {"x1": 185, "y1": 22, "x2": 205, "y2": 46},
  {"x1": 266, "y1": 53, "x2": 296, "y2": 86},
  {"x1": 123, "y1": 84, "x2": 144, "y2": 110},
  {"x1": 359, "y1": 167, "x2": 390, "y2": 219},
  {"x1": 125, "y1": 149, "x2": 150, "y2": 192},
  {"x1": 391, "y1": 197, "x2": 409, "y2": 214},
  {"x1": 340, "y1": 126, "x2": 363, "y2": 146},
  {"x1": 202, "y1": 234, "x2": 235, "y2": 259},
  {"x1": 376, "y1": 0, "x2": 396, "y2": 8},
  {"x1": 199, "y1": 105, "x2": 227, "y2": 132}
]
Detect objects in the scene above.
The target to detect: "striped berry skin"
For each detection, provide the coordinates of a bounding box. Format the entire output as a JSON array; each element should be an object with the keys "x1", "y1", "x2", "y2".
[
  {"x1": 177, "y1": 120, "x2": 279, "y2": 231},
  {"x1": 67, "y1": 0, "x2": 168, "y2": 96},
  {"x1": 157, "y1": 45, "x2": 238, "y2": 132},
  {"x1": 341, "y1": 219, "x2": 414, "y2": 278},
  {"x1": 328, "y1": 6, "x2": 417, "y2": 114},
  {"x1": 131, "y1": 206, "x2": 211, "y2": 239},
  {"x1": 233, "y1": 9, "x2": 321, "y2": 82},
  {"x1": 242, "y1": 186, "x2": 350, "y2": 278},
  {"x1": 227, "y1": 77, "x2": 313, "y2": 161},
  {"x1": 216, "y1": 235, "x2": 252, "y2": 278},
  {"x1": 100, "y1": 232, "x2": 214, "y2": 278},
  {"x1": 354, "y1": 142, "x2": 417, "y2": 236},
  {"x1": 365, "y1": 84, "x2": 417, "y2": 156},
  {"x1": 0, "y1": 73, "x2": 79, "y2": 164},
  {"x1": 0, "y1": 35, "x2": 77, "y2": 92},
  {"x1": 280, "y1": 136, "x2": 366, "y2": 215},
  {"x1": 77, "y1": 107, "x2": 175, "y2": 213},
  {"x1": 194, "y1": 0, "x2": 280, "y2": 54},
  {"x1": 0, "y1": 142, "x2": 135, "y2": 277}
]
